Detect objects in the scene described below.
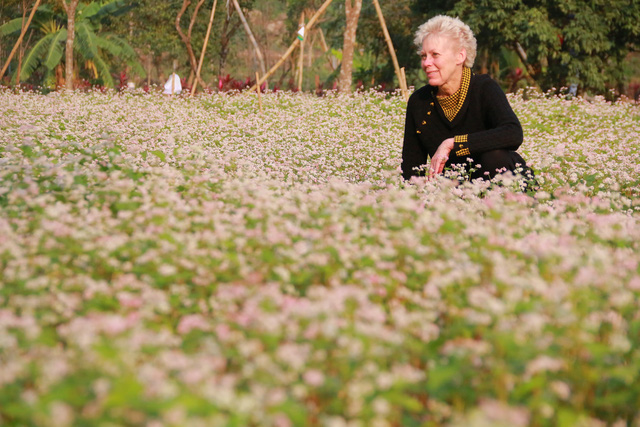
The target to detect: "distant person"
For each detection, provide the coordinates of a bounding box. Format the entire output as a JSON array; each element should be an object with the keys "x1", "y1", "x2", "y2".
[
  {"x1": 163, "y1": 73, "x2": 182, "y2": 95},
  {"x1": 402, "y1": 15, "x2": 534, "y2": 184}
]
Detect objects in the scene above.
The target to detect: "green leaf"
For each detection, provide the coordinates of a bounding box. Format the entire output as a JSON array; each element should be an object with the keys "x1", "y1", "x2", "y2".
[
  {"x1": 111, "y1": 201, "x2": 142, "y2": 212},
  {"x1": 556, "y1": 408, "x2": 585, "y2": 427},
  {"x1": 150, "y1": 150, "x2": 166, "y2": 162},
  {"x1": 383, "y1": 391, "x2": 424, "y2": 413},
  {"x1": 102, "y1": 33, "x2": 146, "y2": 77},
  {"x1": 275, "y1": 400, "x2": 308, "y2": 425},
  {"x1": 19, "y1": 32, "x2": 55, "y2": 81},
  {"x1": 92, "y1": 54, "x2": 115, "y2": 87},
  {"x1": 104, "y1": 376, "x2": 145, "y2": 408},
  {"x1": 20, "y1": 144, "x2": 35, "y2": 158},
  {"x1": 76, "y1": 21, "x2": 99, "y2": 59},
  {"x1": 426, "y1": 363, "x2": 460, "y2": 394},
  {"x1": 95, "y1": 34, "x2": 123, "y2": 57},
  {"x1": 43, "y1": 29, "x2": 67, "y2": 70},
  {"x1": 91, "y1": 0, "x2": 136, "y2": 22},
  {"x1": 47, "y1": 375, "x2": 96, "y2": 407},
  {"x1": 79, "y1": 1, "x2": 102, "y2": 20},
  {"x1": 0, "y1": 17, "x2": 26, "y2": 36},
  {"x1": 0, "y1": 382, "x2": 33, "y2": 420}
]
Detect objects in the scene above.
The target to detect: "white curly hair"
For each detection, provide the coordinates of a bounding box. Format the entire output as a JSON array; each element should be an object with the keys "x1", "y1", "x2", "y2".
[{"x1": 414, "y1": 15, "x2": 477, "y2": 68}]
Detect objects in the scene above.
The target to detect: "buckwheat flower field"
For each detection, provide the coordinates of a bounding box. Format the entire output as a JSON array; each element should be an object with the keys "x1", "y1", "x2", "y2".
[{"x1": 1, "y1": 88, "x2": 639, "y2": 427}]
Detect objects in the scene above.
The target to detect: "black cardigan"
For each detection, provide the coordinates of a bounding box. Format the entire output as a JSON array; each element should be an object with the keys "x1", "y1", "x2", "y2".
[{"x1": 401, "y1": 73, "x2": 523, "y2": 180}]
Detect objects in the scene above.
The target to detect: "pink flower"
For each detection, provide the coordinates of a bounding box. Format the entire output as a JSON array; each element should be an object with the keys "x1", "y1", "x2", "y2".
[
  {"x1": 177, "y1": 314, "x2": 209, "y2": 334},
  {"x1": 215, "y1": 323, "x2": 232, "y2": 341},
  {"x1": 525, "y1": 355, "x2": 565, "y2": 379},
  {"x1": 628, "y1": 276, "x2": 640, "y2": 291},
  {"x1": 273, "y1": 413, "x2": 292, "y2": 427},
  {"x1": 117, "y1": 292, "x2": 143, "y2": 308},
  {"x1": 303, "y1": 369, "x2": 325, "y2": 387},
  {"x1": 478, "y1": 399, "x2": 530, "y2": 427},
  {"x1": 102, "y1": 312, "x2": 139, "y2": 335}
]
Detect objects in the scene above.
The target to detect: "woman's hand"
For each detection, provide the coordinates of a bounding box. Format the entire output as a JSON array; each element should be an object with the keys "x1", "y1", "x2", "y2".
[{"x1": 429, "y1": 138, "x2": 454, "y2": 178}]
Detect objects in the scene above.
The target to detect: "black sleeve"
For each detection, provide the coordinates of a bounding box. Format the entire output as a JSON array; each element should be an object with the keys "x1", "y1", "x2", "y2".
[
  {"x1": 454, "y1": 79, "x2": 523, "y2": 157},
  {"x1": 401, "y1": 99, "x2": 428, "y2": 180}
]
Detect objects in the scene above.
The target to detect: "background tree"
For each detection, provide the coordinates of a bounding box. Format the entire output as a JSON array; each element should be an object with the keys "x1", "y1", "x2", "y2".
[
  {"x1": 337, "y1": 0, "x2": 361, "y2": 92},
  {"x1": 354, "y1": 0, "x2": 416, "y2": 88},
  {"x1": 15, "y1": 0, "x2": 29, "y2": 84},
  {"x1": 176, "y1": 0, "x2": 209, "y2": 89},
  {"x1": 0, "y1": 0, "x2": 41, "y2": 83},
  {"x1": 218, "y1": 1, "x2": 241, "y2": 77},
  {"x1": 59, "y1": 0, "x2": 78, "y2": 89},
  {"x1": 2, "y1": 0, "x2": 639, "y2": 95},
  {"x1": 109, "y1": 0, "x2": 259, "y2": 86},
  {"x1": 231, "y1": 0, "x2": 266, "y2": 77},
  {"x1": 444, "y1": 0, "x2": 640, "y2": 94},
  {"x1": 105, "y1": 0, "x2": 188, "y2": 84},
  {"x1": 1, "y1": 1, "x2": 144, "y2": 88}
]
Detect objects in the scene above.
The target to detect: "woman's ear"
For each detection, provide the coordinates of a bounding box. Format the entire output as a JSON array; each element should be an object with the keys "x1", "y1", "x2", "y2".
[{"x1": 457, "y1": 48, "x2": 467, "y2": 66}]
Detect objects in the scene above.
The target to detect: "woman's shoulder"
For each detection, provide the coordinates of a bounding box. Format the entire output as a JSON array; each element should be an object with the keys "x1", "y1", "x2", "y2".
[
  {"x1": 470, "y1": 73, "x2": 508, "y2": 100},
  {"x1": 408, "y1": 84, "x2": 435, "y2": 103},
  {"x1": 471, "y1": 73, "x2": 502, "y2": 90}
]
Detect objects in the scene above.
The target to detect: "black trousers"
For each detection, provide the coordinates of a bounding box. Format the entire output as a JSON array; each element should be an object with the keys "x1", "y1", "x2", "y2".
[{"x1": 458, "y1": 150, "x2": 532, "y2": 180}]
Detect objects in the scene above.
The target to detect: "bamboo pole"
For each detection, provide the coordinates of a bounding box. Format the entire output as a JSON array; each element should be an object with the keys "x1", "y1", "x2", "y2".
[
  {"x1": 249, "y1": 0, "x2": 334, "y2": 92},
  {"x1": 400, "y1": 66, "x2": 408, "y2": 100},
  {"x1": 255, "y1": 71, "x2": 263, "y2": 114},
  {"x1": 232, "y1": 0, "x2": 266, "y2": 79},
  {"x1": 317, "y1": 27, "x2": 336, "y2": 71},
  {"x1": 371, "y1": 0, "x2": 408, "y2": 101},
  {"x1": 191, "y1": 0, "x2": 218, "y2": 97},
  {"x1": 0, "y1": 0, "x2": 41, "y2": 82},
  {"x1": 297, "y1": 12, "x2": 305, "y2": 91},
  {"x1": 16, "y1": 1, "x2": 28, "y2": 86}
]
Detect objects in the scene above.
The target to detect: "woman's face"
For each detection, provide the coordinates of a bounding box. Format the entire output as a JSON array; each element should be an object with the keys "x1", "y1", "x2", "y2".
[{"x1": 420, "y1": 35, "x2": 466, "y2": 90}]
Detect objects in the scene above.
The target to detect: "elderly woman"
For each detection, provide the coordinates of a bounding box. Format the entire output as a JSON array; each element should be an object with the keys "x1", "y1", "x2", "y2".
[{"x1": 402, "y1": 15, "x2": 532, "y2": 182}]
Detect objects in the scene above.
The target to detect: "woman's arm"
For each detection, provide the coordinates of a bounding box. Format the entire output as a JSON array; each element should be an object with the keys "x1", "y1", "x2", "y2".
[
  {"x1": 452, "y1": 79, "x2": 523, "y2": 159},
  {"x1": 401, "y1": 101, "x2": 429, "y2": 180}
]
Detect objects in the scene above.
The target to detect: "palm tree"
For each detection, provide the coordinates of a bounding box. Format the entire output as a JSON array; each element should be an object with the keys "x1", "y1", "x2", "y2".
[{"x1": 0, "y1": 1, "x2": 145, "y2": 88}]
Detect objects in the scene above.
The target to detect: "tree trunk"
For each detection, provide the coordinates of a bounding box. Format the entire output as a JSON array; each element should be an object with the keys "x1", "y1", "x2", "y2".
[
  {"x1": 514, "y1": 41, "x2": 539, "y2": 88},
  {"x1": 219, "y1": 3, "x2": 240, "y2": 77},
  {"x1": 56, "y1": 64, "x2": 64, "y2": 88},
  {"x1": 480, "y1": 48, "x2": 488, "y2": 75},
  {"x1": 338, "y1": 0, "x2": 362, "y2": 93},
  {"x1": 61, "y1": 0, "x2": 80, "y2": 90},
  {"x1": 231, "y1": 0, "x2": 266, "y2": 76},
  {"x1": 176, "y1": 0, "x2": 208, "y2": 90},
  {"x1": 219, "y1": 5, "x2": 232, "y2": 76}
]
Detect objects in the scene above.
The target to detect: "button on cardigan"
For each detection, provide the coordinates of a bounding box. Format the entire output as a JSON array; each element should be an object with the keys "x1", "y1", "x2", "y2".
[{"x1": 401, "y1": 71, "x2": 523, "y2": 181}]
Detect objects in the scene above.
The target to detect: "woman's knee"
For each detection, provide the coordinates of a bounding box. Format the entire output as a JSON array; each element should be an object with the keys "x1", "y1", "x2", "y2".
[
  {"x1": 476, "y1": 150, "x2": 512, "y2": 178},
  {"x1": 476, "y1": 150, "x2": 522, "y2": 178}
]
